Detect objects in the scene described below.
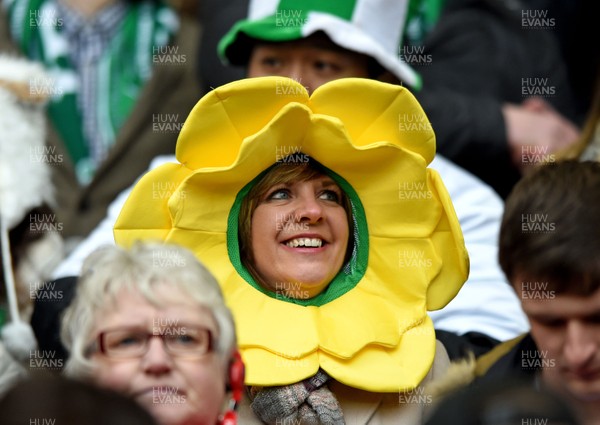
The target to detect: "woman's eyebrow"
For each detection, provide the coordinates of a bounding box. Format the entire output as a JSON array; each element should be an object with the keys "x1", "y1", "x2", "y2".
[{"x1": 320, "y1": 179, "x2": 340, "y2": 188}]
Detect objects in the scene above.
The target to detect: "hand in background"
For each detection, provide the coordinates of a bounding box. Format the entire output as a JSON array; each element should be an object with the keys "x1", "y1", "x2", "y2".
[{"x1": 503, "y1": 97, "x2": 580, "y2": 174}]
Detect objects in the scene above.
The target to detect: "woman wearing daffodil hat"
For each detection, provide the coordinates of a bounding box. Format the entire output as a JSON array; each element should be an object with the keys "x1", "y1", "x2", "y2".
[{"x1": 115, "y1": 76, "x2": 469, "y2": 424}]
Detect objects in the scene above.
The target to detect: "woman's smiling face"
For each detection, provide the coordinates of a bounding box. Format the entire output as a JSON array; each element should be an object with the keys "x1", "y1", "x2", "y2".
[{"x1": 249, "y1": 174, "x2": 349, "y2": 299}]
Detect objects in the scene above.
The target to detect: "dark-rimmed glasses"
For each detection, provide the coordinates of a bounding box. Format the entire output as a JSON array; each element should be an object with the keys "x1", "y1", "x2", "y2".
[{"x1": 96, "y1": 325, "x2": 213, "y2": 359}]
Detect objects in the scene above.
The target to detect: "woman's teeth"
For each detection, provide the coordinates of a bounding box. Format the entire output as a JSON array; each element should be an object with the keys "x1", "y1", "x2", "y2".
[{"x1": 285, "y1": 238, "x2": 323, "y2": 248}]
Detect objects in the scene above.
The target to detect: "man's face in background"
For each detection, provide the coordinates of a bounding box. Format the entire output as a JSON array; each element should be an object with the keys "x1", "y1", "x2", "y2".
[
  {"x1": 516, "y1": 277, "x2": 600, "y2": 405},
  {"x1": 247, "y1": 35, "x2": 371, "y2": 93}
]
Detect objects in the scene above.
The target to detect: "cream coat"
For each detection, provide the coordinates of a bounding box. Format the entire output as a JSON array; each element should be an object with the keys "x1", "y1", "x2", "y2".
[{"x1": 238, "y1": 341, "x2": 451, "y2": 425}]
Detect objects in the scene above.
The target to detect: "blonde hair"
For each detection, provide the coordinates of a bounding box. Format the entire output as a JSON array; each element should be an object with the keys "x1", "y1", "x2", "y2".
[{"x1": 61, "y1": 243, "x2": 236, "y2": 378}]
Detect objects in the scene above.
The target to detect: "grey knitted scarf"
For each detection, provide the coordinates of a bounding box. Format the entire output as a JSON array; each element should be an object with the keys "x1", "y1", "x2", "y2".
[{"x1": 249, "y1": 369, "x2": 345, "y2": 425}]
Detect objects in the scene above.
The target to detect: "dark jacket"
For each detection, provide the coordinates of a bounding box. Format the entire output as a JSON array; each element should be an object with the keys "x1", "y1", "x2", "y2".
[
  {"x1": 413, "y1": 0, "x2": 578, "y2": 198},
  {"x1": 475, "y1": 332, "x2": 540, "y2": 384}
]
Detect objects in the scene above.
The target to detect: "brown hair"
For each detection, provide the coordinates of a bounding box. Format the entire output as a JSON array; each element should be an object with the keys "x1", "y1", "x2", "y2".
[
  {"x1": 499, "y1": 160, "x2": 600, "y2": 296},
  {"x1": 238, "y1": 159, "x2": 353, "y2": 289}
]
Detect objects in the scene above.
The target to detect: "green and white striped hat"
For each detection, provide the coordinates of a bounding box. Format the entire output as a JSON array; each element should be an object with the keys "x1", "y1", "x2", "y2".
[{"x1": 218, "y1": 0, "x2": 422, "y2": 90}]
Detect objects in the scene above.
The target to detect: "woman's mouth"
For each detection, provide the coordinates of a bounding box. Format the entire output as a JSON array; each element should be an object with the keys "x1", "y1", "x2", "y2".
[
  {"x1": 284, "y1": 237, "x2": 323, "y2": 248},
  {"x1": 133, "y1": 386, "x2": 184, "y2": 399}
]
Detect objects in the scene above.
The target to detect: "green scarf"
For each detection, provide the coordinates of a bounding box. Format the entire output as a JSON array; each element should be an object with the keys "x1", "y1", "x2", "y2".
[
  {"x1": 405, "y1": 0, "x2": 446, "y2": 46},
  {"x1": 5, "y1": 0, "x2": 178, "y2": 183}
]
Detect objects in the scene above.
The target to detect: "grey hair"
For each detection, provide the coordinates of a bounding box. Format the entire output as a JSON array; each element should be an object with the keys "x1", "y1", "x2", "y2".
[{"x1": 60, "y1": 243, "x2": 237, "y2": 379}]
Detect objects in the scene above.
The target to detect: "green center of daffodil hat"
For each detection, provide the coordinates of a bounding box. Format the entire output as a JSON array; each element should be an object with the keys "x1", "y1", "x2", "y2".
[
  {"x1": 114, "y1": 77, "x2": 469, "y2": 392},
  {"x1": 218, "y1": 0, "x2": 422, "y2": 90}
]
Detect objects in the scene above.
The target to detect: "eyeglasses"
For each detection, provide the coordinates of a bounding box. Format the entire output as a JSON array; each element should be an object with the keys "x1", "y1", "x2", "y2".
[{"x1": 96, "y1": 325, "x2": 213, "y2": 359}]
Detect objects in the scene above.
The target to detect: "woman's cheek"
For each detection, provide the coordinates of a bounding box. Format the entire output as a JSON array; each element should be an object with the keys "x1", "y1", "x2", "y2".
[
  {"x1": 91, "y1": 359, "x2": 135, "y2": 394},
  {"x1": 183, "y1": 361, "x2": 227, "y2": 419}
]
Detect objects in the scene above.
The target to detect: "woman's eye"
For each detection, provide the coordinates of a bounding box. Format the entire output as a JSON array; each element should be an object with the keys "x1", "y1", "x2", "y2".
[
  {"x1": 171, "y1": 334, "x2": 201, "y2": 346},
  {"x1": 114, "y1": 335, "x2": 144, "y2": 348},
  {"x1": 319, "y1": 190, "x2": 341, "y2": 203},
  {"x1": 268, "y1": 189, "x2": 290, "y2": 200}
]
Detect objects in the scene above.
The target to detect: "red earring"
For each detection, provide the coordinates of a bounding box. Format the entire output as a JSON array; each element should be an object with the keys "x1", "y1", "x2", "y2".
[
  {"x1": 218, "y1": 351, "x2": 245, "y2": 425},
  {"x1": 229, "y1": 351, "x2": 245, "y2": 403},
  {"x1": 220, "y1": 410, "x2": 237, "y2": 425}
]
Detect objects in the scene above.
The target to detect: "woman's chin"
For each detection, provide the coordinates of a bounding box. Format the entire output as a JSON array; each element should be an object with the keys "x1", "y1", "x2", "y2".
[
  {"x1": 266, "y1": 279, "x2": 330, "y2": 299},
  {"x1": 145, "y1": 402, "x2": 206, "y2": 425}
]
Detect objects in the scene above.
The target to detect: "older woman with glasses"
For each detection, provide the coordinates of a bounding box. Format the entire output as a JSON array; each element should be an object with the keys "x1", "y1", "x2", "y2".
[{"x1": 60, "y1": 243, "x2": 243, "y2": 425}]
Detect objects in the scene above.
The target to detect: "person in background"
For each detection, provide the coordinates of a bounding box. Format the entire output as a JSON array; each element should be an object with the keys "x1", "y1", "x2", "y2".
[
  {"x1": 410, "y1": 0, "x2": 581, "y2": 197},
  {"x1": 61, "y1": 243, "x2": 242, "y2": 425},
  {"x1": 474, "y1": 161, "x2": 600, "y2": 425},
  {"x1": 425, "y1": 376, "x2": 580, "y2": 425},
  {"x1": 0, "y1": 0, "x2": 202, "y2": 244},
  {"x1": 519, "y1": 0, "x2": 600, "y2": 120}
]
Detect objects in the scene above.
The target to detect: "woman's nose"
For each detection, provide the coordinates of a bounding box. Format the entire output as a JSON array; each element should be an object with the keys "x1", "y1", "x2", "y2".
[
  {"x1": 141, "y1": 336, "x2": 174, "y2": 375},
  {"x1": 295, "y1": 195, "x2": 324, "y2": 223}
]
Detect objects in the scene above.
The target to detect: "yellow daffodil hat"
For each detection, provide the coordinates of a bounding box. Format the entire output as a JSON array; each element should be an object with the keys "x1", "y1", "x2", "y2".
[{"x1": 114, "y1": 77, "x2": 469, "y2": 393}]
